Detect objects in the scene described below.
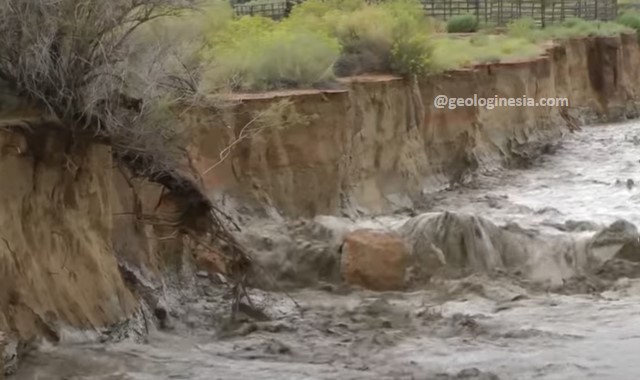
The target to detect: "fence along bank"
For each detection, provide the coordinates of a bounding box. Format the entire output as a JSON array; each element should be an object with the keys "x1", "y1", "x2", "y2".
[{"x1": 231, "y1": 0, "x2": 618, "y2": 26}]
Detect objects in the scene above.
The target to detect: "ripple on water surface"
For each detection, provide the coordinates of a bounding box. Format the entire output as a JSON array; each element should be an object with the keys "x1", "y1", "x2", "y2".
[{"x1": 435, "y1": 121, "x2": 640, "y2": 229}]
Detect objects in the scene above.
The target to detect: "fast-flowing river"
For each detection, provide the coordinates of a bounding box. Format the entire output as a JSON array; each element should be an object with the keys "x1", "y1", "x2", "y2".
[{"x1": 13, "y1": 121, "x2": 640, "y2": 380}]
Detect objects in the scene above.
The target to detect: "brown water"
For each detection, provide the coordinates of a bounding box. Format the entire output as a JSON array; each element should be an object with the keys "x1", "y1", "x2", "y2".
[{"x1": 14, "y1": 121, "x2": 640, "y2": 380}]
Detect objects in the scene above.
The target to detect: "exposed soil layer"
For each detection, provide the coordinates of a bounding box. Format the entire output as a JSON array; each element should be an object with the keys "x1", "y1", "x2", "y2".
[
  {"x1": 4, "y1": 35, "x2": 640, "y2": 379},
  {"x1": 12, "y1": 113, "x2": 640, "y2": 380},
  {"x1": 189, "y1": 34, "x2": 640, "y2": 218}
]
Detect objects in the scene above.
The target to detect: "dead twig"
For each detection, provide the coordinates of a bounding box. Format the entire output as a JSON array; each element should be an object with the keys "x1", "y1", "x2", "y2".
[{"x1": 0, "y1": 0, "x2": 257, "y2": 319}]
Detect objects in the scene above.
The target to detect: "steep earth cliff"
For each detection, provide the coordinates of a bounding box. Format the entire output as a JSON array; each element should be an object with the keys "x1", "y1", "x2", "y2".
[
  {"x1": 2, "y1": 33, "x2": 640, "y2": 376},
  {"x1": 188, "y1": 34, "x2": 640, "y2": 218},
  {"x1": 0, "y1": 129, "x2": 138, "y2": 374}
]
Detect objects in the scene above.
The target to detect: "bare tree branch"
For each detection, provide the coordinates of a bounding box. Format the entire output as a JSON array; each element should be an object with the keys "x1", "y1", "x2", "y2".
[{"x1": 0, "y1": 0, "x2": 255, "y2": 297}]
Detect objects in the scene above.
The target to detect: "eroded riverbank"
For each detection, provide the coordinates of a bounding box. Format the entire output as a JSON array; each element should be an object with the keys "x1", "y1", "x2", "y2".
[{"x1": 12, "y1": 120, "x2": 640, "y2": 380}]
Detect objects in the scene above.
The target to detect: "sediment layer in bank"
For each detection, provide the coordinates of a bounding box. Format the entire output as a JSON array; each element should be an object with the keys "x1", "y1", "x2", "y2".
[
  {"x1": 188, "y1": 34, "x2": 640, "y2": 219},
  {"x1": 2, "y1": 32, "x2": 640, "y2": 376}
]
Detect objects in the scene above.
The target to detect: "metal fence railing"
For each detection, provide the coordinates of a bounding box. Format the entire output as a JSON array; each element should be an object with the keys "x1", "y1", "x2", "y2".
[
  {"x1": 231, "y1": 0, "x2": 302, "y2": 19},
  {"x1": 231, "y1": 0, "x2": 619, "y2": 26}
]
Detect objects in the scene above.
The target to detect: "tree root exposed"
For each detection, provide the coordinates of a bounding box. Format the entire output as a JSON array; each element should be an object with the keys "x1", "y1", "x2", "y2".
[{"x1": 0, "y1": 119, "x2": 255, "y2": 318}]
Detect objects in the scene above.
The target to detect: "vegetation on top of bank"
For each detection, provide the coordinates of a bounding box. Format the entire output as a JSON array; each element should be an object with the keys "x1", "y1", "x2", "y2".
[
  {"x1": 616, "y1": 11, "x2": 640, "y2": 38},
  {"x1": 199, "y1": 0, "x2": 636, "y2": 92},
  {"x1": 506, "y1": 16, "x2": 632, "y2": 41},
  {"x1": 201, "y1": 0, "x2": 434, "y2": 91},
  {"x1": 446, "y1": 14, "x2": 479, "y2": 33},
  {"x1": 432, "y1": 15, "x2": 633, "y2": 71},
  {"x1": 56, "y1": 0, "x2": 626, "y2": 95},
  {"x1": 431, "y1": 34, "x2": 543, "y2": 71}
]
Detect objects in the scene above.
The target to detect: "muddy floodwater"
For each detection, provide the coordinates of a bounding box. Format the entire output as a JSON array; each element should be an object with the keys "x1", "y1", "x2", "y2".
[{"x1": 15, "y1": 121, "x2": 640, "y2": 380}]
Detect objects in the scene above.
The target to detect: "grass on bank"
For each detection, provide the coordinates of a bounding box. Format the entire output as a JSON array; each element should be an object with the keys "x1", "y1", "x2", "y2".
[
  {"x1": 616, "y1": 11, "x2": 640, "y2": 38},
  {"x1": 193, "y1": 0, "x2": 637, "y2": 92},
  {"x1": 506, "y1": 16, "x2": 632, "y2": 41},
  {"x1": 431, "y1": 34, "x2": 543, "y2": 71}
]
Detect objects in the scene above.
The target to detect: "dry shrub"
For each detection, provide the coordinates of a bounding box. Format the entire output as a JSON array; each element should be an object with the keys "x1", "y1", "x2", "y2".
[
  {"x1": 0, "y1": 0, "x2": 203, "y2": 177},
  {"x1": 0, "y1": 0, "x2": 254, "y2": 290}
]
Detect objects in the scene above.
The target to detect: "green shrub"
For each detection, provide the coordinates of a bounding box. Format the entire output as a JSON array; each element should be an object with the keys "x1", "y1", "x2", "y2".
[
  {"x1": 384, "y1": 0, "x2": 434, "y2": 75},
  {"x1": 617, "y1": 11, "x2": 640, "y2": 38},
  {"x1": 291, "y1": 0, "x2": 433, "y2": 77},
  {"x1": 327, "y1": 6, "x2": 396, "y2": 75},
  {"x1": 202, "y1": 22, "x2": 340, "y2": 91},
  {"x1": 506, "y1": 17, "x2": 538, "y2": 38},
  {"x1": 446, "y1": 14, "x2": 479, "y2": 33},
  {"x1": 391, "y1": 33, "x2": 432, "y2": 76},
  {"x1": 203, "y1": 15, "x2": 276, "y2": 57},
  {"x1": 200, "y1": 0, "x2": 433, "y2": 90}
]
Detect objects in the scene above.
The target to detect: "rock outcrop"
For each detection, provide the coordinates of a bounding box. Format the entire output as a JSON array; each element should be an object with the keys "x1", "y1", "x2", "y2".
[{"x1": 341, "y1": 229, "x2": 410, "y2": 291}]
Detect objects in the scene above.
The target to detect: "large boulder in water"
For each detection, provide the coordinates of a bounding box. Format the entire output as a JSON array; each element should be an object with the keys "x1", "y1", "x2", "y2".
[{"x1": 341, "y1": 229, "x2": 410, "y2": 290}]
